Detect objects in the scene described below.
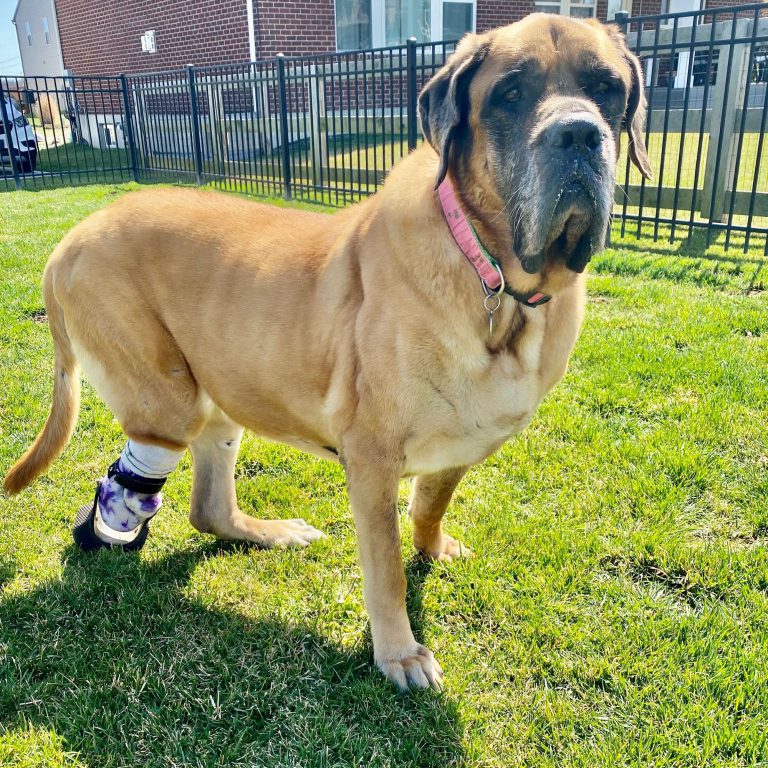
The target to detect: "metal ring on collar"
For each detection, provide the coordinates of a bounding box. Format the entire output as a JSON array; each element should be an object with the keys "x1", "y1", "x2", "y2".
[{"x1": 483, "y1": 293, "x2": 501, "y2": 313}]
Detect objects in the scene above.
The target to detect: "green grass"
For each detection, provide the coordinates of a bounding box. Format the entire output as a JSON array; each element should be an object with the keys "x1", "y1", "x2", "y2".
[
  {"x1": 2, "y1": 184, "x2": 768, "y2": 767},
  {"x1": 1, "y1": 146, "x2": 135, "y2": 192},
  {"x1": 36, "y1": 144, "x2": 133, "y2": 180},
  {"x1": 616, "y1": 132, "x2": 768, "y2": 194}
]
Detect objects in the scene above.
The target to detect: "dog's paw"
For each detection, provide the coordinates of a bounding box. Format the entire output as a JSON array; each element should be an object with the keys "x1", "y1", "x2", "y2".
[
  {"x1": 416, "y1": 533, "x2": 472, "y2": 562},
  {"x1": 260, "y1": 518, "x2": 325, "y2": 548},
  {"x1": 376, "y1": 643, "x2": 443, "y2": 691}
]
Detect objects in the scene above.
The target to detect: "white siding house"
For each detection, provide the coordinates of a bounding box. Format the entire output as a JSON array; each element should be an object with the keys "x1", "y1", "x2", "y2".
[{"x1": 12, "y1": 0, "x2": 65, "y2": 78}]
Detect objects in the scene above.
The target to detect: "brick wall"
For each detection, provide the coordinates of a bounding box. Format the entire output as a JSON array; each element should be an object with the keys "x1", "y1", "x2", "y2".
[
  {"x1": 477, "y1": 0, "x2": 764, "y2": 28},
  {"x1": 254, "y1": 0, "x2": 336, "y2": 56},
  {"x1": 630, "y1": 0, "x2": 663, "y2": 15},
  {"x1": 629, "y1": 0, "x2": 766, "y2": 17},
  {"x1": 476, "y1": 0, "x2": 536, "y2": 31},
  {"x1": 54, "y1": 0, "x2": 765, "y2": 77},
  {"x1": 705, "y1": 0, "x2": 767, "y2": 8},
  {"x1": 55, "y1": 0, "x2": 251, "y2": 74},
  {"x1": 702, "y1": 0, "x2": 768, "y2": 18},
  {"x1": 476, "y1": 0, "x2": 616, "y2": 29}
]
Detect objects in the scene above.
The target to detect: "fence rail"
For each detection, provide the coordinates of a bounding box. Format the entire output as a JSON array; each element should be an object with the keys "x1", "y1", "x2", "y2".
[{"x1": 2, "y1": 3, "x2": 767, "y2": 253}]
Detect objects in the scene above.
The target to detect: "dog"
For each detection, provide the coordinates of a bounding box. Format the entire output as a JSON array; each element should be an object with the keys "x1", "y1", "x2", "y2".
[{"x1": 4, "y1": 14, "x2": 651, "y2": 690}]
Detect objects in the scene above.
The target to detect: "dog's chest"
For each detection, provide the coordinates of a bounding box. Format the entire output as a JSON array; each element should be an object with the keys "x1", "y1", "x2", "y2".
[{"x1": 403, "y1": 315, "x2": 552, "y2": 476}]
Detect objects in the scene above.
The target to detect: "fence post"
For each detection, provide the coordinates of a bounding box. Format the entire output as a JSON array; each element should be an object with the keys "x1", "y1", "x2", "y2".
[
  {"x1": 206, "y1": 81, "x2": 226, "y2": 174},
  {"x1": 701, "y1": 18, "x2": 751, "y2": 223},
  {"x1": 276, "y1": 53, "x2": 292, "y2": 201},
  {"x1": 0, "y1": 78, "x2": 22, "y2": 191},
  {"x1": 187, "y1": 65, "x2": 205, "y2": 185},
  {"x1": 308, "y1": 63, "x2": 327, "y2": 187},
  {"x1": 119, "y1": 74, "x2": 139, "y2": 183},
  {"x1": 406, "y1": 37, "x2": 418, "y2": 152}
]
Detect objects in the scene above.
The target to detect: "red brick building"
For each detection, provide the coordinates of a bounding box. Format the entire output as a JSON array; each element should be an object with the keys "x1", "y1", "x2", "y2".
[{"x1": 45, "y1": 0, "x2": 755, "y2": 75}]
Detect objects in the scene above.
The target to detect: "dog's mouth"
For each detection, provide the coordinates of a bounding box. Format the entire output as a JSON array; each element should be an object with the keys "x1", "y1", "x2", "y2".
[{"x1": 518, "y1": 178, "x2": 603, "y2": 275}]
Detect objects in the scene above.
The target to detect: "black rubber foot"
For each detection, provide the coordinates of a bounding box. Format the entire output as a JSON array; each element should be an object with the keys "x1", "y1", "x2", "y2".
[{"x1": 73, "y1": 487, "x2": 150, "y2": 552}]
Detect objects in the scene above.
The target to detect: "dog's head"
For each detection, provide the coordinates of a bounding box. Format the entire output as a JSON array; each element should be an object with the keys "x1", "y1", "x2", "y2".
[{"x1": 419, "y1": 14, "x2": 651, "y2": 285}]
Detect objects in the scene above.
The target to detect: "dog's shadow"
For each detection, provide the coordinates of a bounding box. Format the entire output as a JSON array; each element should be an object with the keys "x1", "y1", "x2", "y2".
[{"x1": 0, "y1": 541, "x2": 465, "y2": 767}]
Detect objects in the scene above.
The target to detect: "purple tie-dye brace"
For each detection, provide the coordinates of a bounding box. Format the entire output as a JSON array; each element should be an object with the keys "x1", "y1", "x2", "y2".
[{"x1": 97, "y1": 463, "x2": 162, "y2": 533}]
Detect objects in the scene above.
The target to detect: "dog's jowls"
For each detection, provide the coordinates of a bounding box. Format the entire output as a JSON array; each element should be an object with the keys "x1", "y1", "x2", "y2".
[{"x1": 4, "y1": 14, "x2": 650, "y2": 690}]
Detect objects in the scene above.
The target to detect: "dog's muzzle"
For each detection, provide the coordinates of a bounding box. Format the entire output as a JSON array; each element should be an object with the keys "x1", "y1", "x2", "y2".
[{"x1": 519, "y1": 113, "x2": 612, "y2": 274}]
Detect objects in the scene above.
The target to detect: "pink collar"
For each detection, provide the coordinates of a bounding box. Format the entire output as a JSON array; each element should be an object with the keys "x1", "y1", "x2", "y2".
[{"x1": 437, "y1": 178, "x2": 550, "y2": 308}]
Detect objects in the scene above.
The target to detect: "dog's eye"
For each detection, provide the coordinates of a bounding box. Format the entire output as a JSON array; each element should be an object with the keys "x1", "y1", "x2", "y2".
[
  {"x1": 504, "y1": 87, "x2": 521, "y2": 103},
  {"x1": 595, "y1": 81, "x2": 612, "y2": 95}
]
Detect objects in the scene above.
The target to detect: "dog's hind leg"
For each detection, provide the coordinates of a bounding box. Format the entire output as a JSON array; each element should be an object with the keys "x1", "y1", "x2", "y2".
[
  {"x1": 409, "y1": 467, "x2": 472, "y2": 561},
  {"x1": 65, "y1": 312, "x2": 207, "y2": 550},
  {"x1": 188, "y1": 408, "x2": 324, "y2": 548},
  {"x1": 73, "y1": 439, "x2": 186, "y2": 550}
]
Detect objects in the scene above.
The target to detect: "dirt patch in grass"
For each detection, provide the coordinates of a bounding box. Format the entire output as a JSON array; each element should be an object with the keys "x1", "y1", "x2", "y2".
[
  {"x1": 25, "y1": 309, "x2": 48, "y2": 324},
  {"x1": 602, "y1": 553, "x2": 724, "y2": 609}
]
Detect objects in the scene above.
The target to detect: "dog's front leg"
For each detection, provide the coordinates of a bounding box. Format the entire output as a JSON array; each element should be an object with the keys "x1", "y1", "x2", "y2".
[
  {"x1": 409, "y1": 466, "x2": 472, "y2": 561},
  {"x1": 343, "y1": 435, "x2": 443, "y2": 691}
]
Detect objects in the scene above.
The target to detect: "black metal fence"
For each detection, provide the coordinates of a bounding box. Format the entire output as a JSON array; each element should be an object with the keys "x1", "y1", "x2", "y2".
[
  {"x1": 616, "y1": 3, "x2": 768, "y2": 252},
  {"x1": 2, "y1": 3, "x2": 767, "y2": 253}
]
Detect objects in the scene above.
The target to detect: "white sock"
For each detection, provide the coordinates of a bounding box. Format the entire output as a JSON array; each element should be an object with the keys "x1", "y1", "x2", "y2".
[{"x1": 119, "y1": 441, "x2": 185, "y2": 480}]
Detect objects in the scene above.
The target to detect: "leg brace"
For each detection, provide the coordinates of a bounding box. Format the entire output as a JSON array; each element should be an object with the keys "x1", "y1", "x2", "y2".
[{"x1": 97, "y1": 441, "x2": 184, "y2": 534}]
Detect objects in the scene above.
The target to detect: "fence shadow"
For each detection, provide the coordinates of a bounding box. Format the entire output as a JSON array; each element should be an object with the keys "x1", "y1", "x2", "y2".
[
  {"x1": 613, "y1": 228, "x2": 766, "y2": 261},
  {"x1": 600, "y1": 225, "x2": 768, "y2": 292},
  {"x1": 0, "y1": 541, "x2": 465, "y2": 767}
]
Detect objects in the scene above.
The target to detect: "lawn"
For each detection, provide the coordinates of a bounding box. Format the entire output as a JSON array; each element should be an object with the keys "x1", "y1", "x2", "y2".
[{"x1": 1, "y1": 184, "x2": 768, "y2": 768}]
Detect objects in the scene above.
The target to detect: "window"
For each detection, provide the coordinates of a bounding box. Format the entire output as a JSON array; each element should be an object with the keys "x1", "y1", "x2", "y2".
[
  {"x1": 385, "y1": 0, "x2": 430, "y2": 45},
  {"x1": 335, "y1": 0, "x2": 475, "y2": 50},
  {"x1": 442, "y1": 1, "x2": 473, "y2": 39},
  {"x1": 98, "y1": 119, "x2": 121, "y2": 148},
  {"x1": 24, "y1": 21, "x2": 32, "y2": 46},
  {"x1": 42, "y1": 17, "x2": 50, "y2": 44},
  {"x1": 534, "y1": 0, "x2": 596, "y2": 18},
  {"x1": 335, "y1": 0, "x2": 372, "y2": 50},
  {"x1": 335, "y1": 0, "x2": 474, "y2": 51}
]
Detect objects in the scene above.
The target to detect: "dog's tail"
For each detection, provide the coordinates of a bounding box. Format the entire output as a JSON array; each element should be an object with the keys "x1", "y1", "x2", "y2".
[{"x1": 3, "y1": 262, "x2": 81, "y2": 494}]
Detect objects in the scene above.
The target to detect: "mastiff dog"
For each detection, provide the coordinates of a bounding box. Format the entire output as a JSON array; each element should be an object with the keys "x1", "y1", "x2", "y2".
[{"x1": 5, "y1": 14, "x2": 651, "y2": 690}]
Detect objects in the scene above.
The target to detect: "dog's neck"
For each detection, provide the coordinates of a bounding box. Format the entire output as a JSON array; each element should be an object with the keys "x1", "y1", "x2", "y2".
[{"x1": 437, "y1": 177, "x2": 550, "y2": 309}]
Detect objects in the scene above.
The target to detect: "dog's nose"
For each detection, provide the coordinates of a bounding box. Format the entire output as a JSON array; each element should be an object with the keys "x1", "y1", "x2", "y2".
[{"x1": 546, "y1": 117, "x2": 601, "y2": 153}]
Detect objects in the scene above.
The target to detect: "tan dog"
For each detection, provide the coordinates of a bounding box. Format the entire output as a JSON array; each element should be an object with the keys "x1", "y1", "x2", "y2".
[{"x1": 4, "y1": 14, "x2": 650, "y2": 690}]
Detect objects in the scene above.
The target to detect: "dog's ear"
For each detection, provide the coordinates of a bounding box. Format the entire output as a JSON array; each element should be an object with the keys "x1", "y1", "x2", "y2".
[
  {"x1": 418, "y1": 34, "x2": 489, "y2": 188},
  {"x1": 623, "y1": 47, "x2": 653, "y2": 180},
  {"x1": 605, "y1": 25, "x2": 653, "y2": 180}
]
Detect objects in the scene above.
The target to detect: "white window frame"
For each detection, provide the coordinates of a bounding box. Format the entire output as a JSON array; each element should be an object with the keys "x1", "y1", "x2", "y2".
[
  {"x1": 42, "y1": 16, "x2": 50, "y2": 44},
  {"x1": 335, "y1": 0, "x2": 476, "y2": 51},
  {"x1": 533, "y1": 0, "x2": 597, "y2": 18},
  {"x1": 25, "y1": 21, "x2": 32, "y2": 46}
]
